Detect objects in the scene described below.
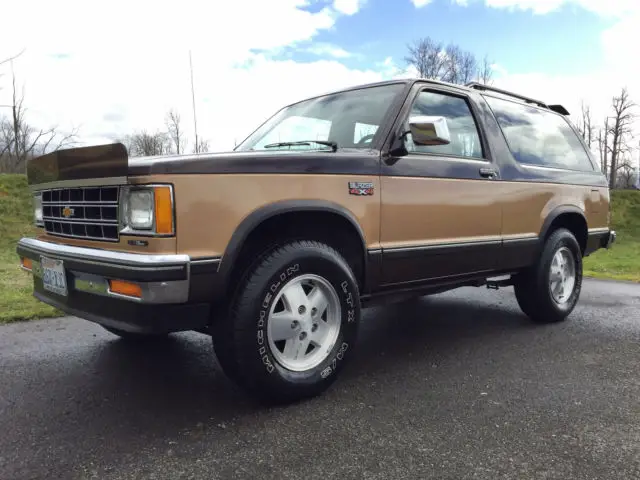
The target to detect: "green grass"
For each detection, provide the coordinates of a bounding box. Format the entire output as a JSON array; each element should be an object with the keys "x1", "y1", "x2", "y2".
[
  {"x1": 583, "y1": 189, "x2": 640, "y2": 282},
  {"x1": 0, "y1": 174, "x2": 61, "y2": 323},
  {"x1": 0, "y1": 173, "x2": 638, "y2": 323}
]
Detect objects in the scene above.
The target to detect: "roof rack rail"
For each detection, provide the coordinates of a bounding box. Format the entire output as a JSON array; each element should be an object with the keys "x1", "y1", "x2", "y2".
[{"x1": 465, "y1": 82, "x2": 548, "y2": 109}]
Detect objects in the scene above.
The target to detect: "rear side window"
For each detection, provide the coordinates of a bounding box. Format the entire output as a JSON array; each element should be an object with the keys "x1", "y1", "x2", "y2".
[{"x1": 484, "y1": 95, "x2": 595, "y2": 171}]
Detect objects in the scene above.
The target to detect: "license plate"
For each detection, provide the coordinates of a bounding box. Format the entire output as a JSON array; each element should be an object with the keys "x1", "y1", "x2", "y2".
[{"x1": 41, "y1": 256, "x2": 68, "y2": 297}]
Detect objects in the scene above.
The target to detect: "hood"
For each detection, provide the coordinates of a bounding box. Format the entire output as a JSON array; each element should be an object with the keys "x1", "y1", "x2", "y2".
[{"x1": 27, "y1": 143, "x2": 379, "y2": 185}]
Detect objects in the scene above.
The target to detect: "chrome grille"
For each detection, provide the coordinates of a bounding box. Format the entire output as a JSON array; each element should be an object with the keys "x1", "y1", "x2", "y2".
[{"x1": 41, "y1": 186, "x2": 120, "y2": 242}]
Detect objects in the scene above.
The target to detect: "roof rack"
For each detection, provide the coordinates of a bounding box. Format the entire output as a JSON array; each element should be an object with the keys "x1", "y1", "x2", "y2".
[
  {"x1": 465, "y1": 82, "x2": 548, "y2": 108},
  {"x1": 465, "y1": 82, "x2": 570, "y2": 116}
]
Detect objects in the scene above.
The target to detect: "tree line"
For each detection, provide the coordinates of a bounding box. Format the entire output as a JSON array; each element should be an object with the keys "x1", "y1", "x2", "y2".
[
  {"x1": 575, "y1": 89, "x2": 638, "y2": 189},
  {"x1": 120, "y1": 110, "x2": 210, "y2": 158},
  {"x1": 405, "y1": 36, "x2": 638, "y2": 189},
  {"x1": 0, "y1": 53, "x2": 210, "y2": 173}
]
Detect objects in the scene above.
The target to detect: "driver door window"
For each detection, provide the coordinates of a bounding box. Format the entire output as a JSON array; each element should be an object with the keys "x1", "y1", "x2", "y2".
[{"x1": 406, "y1": 91, "x2": 484, "y2": 160}]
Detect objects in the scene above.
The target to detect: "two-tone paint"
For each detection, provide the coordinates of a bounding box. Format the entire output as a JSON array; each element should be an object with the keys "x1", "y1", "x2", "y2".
[{"x1": 24, "y1": 78, "x2": 611, "y2": 306}]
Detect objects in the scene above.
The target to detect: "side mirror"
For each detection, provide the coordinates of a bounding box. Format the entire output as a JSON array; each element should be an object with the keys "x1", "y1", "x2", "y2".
[{"x1": 408, "y1": 116, "x2": 451, "y2": 146}]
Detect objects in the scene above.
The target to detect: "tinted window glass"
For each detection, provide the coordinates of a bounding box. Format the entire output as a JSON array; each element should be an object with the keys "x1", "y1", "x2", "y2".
[
  {"x1": 484, "y1": 95, "x2": 594, "y2": 171},
  {"x1": 405, "y1": 90, "x2": 484, "y2": 159}
]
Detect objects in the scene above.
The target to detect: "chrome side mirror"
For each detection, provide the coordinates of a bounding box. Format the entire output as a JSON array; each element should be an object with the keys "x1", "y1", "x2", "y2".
[{"x1": 408, "y1": 115, "x2": 451, "y2": 146}]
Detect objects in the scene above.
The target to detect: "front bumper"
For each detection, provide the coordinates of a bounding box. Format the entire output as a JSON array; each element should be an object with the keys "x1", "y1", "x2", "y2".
[{"x1": 17, "y1": 238, "x2": 219, "y2": 333}]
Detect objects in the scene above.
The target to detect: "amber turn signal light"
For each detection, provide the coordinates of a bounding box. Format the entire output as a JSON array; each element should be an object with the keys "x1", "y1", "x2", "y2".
[
  {"x1": 154, "y1": 186, "x2": 174, "y2": 235},
  {"x1": 21, "y1": 257, "x2": 33, "y2": 271},
  {"x1": 109, "y1": 279, "x2": 142, "y2": 298}
]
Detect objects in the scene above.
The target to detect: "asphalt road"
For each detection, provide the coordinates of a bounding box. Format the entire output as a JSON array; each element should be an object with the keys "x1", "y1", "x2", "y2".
[{"x1": 1, "y1": 279, "x2": 639, "y2": 480}]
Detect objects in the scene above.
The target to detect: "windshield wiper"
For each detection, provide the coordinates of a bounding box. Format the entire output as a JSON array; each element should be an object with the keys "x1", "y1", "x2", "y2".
[{"x1": 263, "y1": 140, "x2": 338, "y2": 152}]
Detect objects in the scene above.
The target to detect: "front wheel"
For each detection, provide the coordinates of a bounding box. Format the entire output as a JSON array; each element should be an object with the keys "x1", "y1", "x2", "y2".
[
  {"x1": 513, "y1": 228, "x2": 583, "y2": 324},
  {"x1": 214, "y1": 240, "x2": 361, "y2": 404}
]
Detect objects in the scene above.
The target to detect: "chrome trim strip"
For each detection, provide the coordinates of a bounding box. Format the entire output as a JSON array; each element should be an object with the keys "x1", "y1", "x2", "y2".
[
  {"x1": 29, "y1": 177, "x2": 127, "y2": 191},
  {"x1": 43, "y1": 217, "x2": 119, "y2": 225},
  {"x1": 520, "y1": 163, "x2": 596, "y2": 174},
  {"x1": 588, "y1": 227, "x2": 610, "y2": 234},
  {"x1": 501, "y1": 233, "x2": 538, "y2": 241},
  {"x1": 18, "y1": 237, "x2": 189, "y2": 267}
]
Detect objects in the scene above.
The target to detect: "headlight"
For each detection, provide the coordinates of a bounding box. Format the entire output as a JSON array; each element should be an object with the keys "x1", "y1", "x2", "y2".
[
  {"x1": 34, "y1": 193, "x2": 44, "y2": 226},
  {"x1": 127, "y1": 190, "x2": 154, "y2": 230},
  {"x1": 120, "y1": 185, "x2": 174, "y2": 235}
]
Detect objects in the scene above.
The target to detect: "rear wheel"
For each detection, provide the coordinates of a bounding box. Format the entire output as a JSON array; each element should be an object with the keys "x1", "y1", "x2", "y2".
[
  {"x1": 513, "y1": 228, "x2": 583, "y2": 324},
  {"x1": 213, "y1": 240, "x2": 360, "y2": 404}
]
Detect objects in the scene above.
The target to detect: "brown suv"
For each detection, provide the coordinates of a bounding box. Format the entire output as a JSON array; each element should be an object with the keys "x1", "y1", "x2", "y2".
[{"x1": 17, "y1": 79, "x2": 616, "y2": 403}]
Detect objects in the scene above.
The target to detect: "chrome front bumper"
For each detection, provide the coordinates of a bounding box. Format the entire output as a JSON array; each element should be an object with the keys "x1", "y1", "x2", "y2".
[{"x1": 17, "y1": 237, "x2": 216, "y2": 304}]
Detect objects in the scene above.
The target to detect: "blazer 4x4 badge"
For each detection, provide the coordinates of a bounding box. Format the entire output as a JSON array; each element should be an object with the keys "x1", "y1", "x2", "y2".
[{"x1": 348, "y1": 181, "x2": 374, "y2": 196}]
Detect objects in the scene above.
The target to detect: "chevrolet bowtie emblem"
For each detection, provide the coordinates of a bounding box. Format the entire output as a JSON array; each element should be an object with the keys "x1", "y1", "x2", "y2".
[{"x1": 62, "y1": 206, "x2": 75, "y2": 218}]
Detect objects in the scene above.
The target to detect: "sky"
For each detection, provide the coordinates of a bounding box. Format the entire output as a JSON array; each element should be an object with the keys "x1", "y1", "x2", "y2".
[{"x1": 0, "y1": 0, "x2": 638, "y2": 153}]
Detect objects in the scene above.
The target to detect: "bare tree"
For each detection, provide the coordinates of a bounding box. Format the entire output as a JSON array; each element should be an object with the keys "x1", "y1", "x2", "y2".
[
  {"x1": 442, "y1": 43, "x2": 462, "y2": 84},
  {"x1": 404, "y1": 37, "x2": 447, "y2": 80},
  {"x1": 616, "y1": 154, "x2": 636, "y2": 188},
  {"x1": 597, "y1": 119, "x2": 609, "y2": 177},
  {"x1": 458, "y1": 50, "x2": 478, "y2": 85},
  {"x1": 477, "y1": 55, "x2": 494, "y2": 85},
  {"x1": 606, "y1": 87, "x2": 636, "y2": 189},
  {"x1": 405, "y1": 37, "x2": 491, "y2": 86},
  {"x1": 165, "y1": 109, "x2": 185, "y2": 155},
  {"x1": 124, "y1": 130, "x2": 171, "y2": 157},
  {"x1": 193, "y1": 137, "x2": 210, "y2": 154},
  {"x1": 0, "y1": 68, "x2": 78, "y2": 173},
  {"x1": 576, "y1": 101, "x2": 595, "y2": 150}
]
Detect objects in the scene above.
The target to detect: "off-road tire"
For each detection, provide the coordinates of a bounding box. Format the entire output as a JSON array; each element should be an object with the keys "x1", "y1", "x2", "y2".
[
  {"x1": 513, "y1": 228, "x2": 583, "y2": 324},
  {"x1": 213, "y1": 240, "x2": 360, "y2": 404}
]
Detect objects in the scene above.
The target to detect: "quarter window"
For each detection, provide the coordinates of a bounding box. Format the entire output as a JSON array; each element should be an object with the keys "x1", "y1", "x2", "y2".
[
  {"x1": 484, "y1": 95, "x2": 595, "y2": 171},
  {"x1": 405, "y1": 90, "x2": 484, "y2": 159}
]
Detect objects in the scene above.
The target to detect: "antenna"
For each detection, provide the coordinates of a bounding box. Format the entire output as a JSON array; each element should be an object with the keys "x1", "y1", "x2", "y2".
[{"x1": 189, "y1": 50, "x2": 199, "y2": 153}]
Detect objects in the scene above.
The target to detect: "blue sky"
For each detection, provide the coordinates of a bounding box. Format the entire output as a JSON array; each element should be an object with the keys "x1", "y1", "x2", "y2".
[
  {"x1": 286, "y1": 0, "x2": 610, "y2": 76},
  {"x1": 0, "y1": 0, "x2": 636, "y2": 151}
]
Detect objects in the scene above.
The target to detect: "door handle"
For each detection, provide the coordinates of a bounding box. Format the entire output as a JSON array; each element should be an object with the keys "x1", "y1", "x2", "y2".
[{"x1": 479, "y1": 167, "x2": 498, "y2": 179}]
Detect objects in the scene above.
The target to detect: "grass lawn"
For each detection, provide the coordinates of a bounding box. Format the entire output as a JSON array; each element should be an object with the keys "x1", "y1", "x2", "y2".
[
  {"x1": 0, "y1": 173, "x2": 638, "y2": 323},
  {"x1": 583, "y1": 189, "x2": 640, "y2": 282},
  {"x1": 0, "y1": 174, "x2": 61, "y2": 323}
]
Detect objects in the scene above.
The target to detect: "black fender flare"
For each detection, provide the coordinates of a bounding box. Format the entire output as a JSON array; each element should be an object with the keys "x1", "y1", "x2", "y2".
[
  {"x1": 217, "y1": 199, "x2": 369, "y2": 288},
  {"x1": 538, "y1": 205, "x2": 587, "y2": 247}
]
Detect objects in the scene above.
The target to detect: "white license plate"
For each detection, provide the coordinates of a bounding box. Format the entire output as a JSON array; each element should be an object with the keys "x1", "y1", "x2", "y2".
[{"x1": 41, "y1": 256, "x2": 68, "y2": 297}]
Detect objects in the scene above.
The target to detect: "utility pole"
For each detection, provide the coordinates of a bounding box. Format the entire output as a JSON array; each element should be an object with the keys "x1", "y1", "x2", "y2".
[{"x1": 189, "y1": 50, "x2": 199, "y2": 153}]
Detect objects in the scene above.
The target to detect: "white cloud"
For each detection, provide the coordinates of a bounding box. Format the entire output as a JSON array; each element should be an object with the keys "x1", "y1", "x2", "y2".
[
  {"x1": 333, "y1": 0, "x2": 367, "y2": 15},
  {"x1": 463, "y1": 0, "x2": 638, "y2": 16},
  {"x1": 307, "y1": 43, "x2": 352, "y2": 58},
  {"x1": 0, "y1": 0, "x2": 384, "y2": 152},
  {"x1": 411, "y1": 0, "x2": 434, "y2": 7}
]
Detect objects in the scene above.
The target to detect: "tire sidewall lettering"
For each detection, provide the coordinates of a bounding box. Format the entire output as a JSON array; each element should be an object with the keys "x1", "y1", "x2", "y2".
[{"x1": 255, "y1": 258, "x2": 358, "y2": 379}]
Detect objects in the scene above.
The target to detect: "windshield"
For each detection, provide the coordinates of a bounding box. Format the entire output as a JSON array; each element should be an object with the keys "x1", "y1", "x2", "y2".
[{"x1": 235, "y1": 83, "x2": 405, "y2": 151}]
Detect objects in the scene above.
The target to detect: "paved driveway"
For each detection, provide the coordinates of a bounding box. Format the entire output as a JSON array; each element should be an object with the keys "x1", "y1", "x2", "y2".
[{"x1": 1, "y1": 279, "x2": 639, "y2": 479}]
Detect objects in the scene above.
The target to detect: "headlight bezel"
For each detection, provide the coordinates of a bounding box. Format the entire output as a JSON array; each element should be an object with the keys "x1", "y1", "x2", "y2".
[{"x1": 119, "y1": 184, "x2": 175, "y2": 237}]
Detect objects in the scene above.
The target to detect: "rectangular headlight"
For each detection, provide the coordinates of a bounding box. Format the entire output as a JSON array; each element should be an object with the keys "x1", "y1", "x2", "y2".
[
  {"x1": 127, "y1": 189, "x2": 154, "y2": 230},
  {"x1": 120, "y1": 185, "x2": 174, "y2": 235},
  {"x1": 34, "y1": 193, "x2": 44, "y2": 226}
]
